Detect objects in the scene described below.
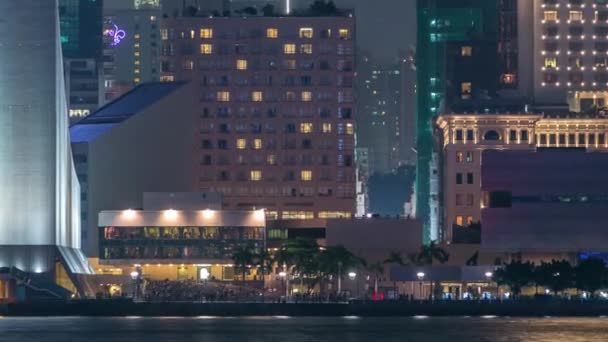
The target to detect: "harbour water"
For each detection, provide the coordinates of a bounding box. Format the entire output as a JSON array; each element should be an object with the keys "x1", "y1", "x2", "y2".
[{"x1": 0, "y1": 316, "x2": 607, "y2": 341}]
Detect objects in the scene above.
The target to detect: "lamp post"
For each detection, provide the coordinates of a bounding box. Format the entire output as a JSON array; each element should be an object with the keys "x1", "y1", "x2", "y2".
[
  {"x1": 130, "y1": 270, "x2": 140, "y2": 301},
  {"x1": 279, "y1": 271, "x2": 288, "y2": 301},
  {"x1": 348, "y1": 271, "x2": 357, "y2": 298},
  {"x1": 416, "y1": 272, "x2": 425, "y2": 300},
  {"x1": 484, "y1": 271, "x2": 493, "y2": 300},
  {"x1": 337, "y1": 261, "x2": 343, "y2": 294}
]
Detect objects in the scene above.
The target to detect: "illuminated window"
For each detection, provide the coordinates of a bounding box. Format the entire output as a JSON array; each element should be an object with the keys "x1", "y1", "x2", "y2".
[
  {"x1": 318, "y1": 212, "x2": 352, "y2": 219},
  {"x1": 456, "y1": 152, "x2": 464, "y2": 162},
  {"x1": 251, "y1": 91, "x2": 263, "y2": 102},
  {"x1": 299, "y1": 28, "x2": 314, "y2": 38},
  {"x1": 161, "y1": 29, "x2": 168, "y2": 40},
  {"x1": 200, "y1": 28, "x2": 213, "y2": 39},
  {"x1": 267, "y1": 28, "x2": 278, "y2": 38},
  {"x1": 134, "y1": 51, "x2": 140, "y2": 57},
  {"x1": 200, "y1": 44, "x2": 213, "y2": 54},
  {"x1": 250, "y1": 170, "x2": 262, "y2": 181},
  {"x1": 284, "y1": 44, "x2": 296, "y2": 54},
  {"x1": 160, "y1": 75, "x2": 174, "y2": 82},
  {"x1": 253, "y1": 139, "x2": 262, "y2": 149},
  {"x1": 150, "y1": 16, "x2": 157, "y2": 22},
  {"x1": 502, "y1": 73, "x2": 516, "y2": 85},
  {"x1": 134, "y1": 77, "x2": 141, "y2": 83},
  {"x1": 216, "y1": 91, "x2": 230, "y2": 102},
  {"x1": 461, "y1": 82, "x2": 472, "y2": 99},
  {"x1": 134, "y1": 68, "x2": 140, "y2": 74},
  {"x1": 455, "y1": 215, "x2": 464, "y2": 226},
  {"x1": 134, "y1": 34, "x2": 141, "y2": 39},
  {"x1": 300, "y1": 44, "x2": 313, "y2": 54},
  {"x1": 236, "y1": 59, "x2": 247, "y2": 70},
  {"x1": 466, "y1": 152, "x2": 473, "y2": 163},
  {"x1": 569, "y1": 10, "x2": 583, "y2": 21},
  {"x1": 339, "y1": 29, "x2": 350, "y2": 40},
  {"x1": 301, "y1": 91, "x2": 312, "y2": 101},
  {"x1": 461, "y1": 46, "x2": 472, "y2": 56},
  {"x1": 544, "y1": 11, "x2": 558, "y2": 21},
  {"x1": 300, "y1": 123, "x2": 313, "y2": 133},
  {"x1": 544, "y1": 57, "x2": 557, "y2": 68},
  {"x1": 267, "y1": 154, "x2": 277, "y2": 165},
  {"x1": 346, "y1": 123, "x2": 354, "y2": 135},
  {"x1": 134, "y1": 43, "x2": 140, "y2": 48},
  {"x1": 301, "y1": 170, "x2": 313, "y2": 181},
  {"x1": 189, "y1": 30, "x2": 195, "y2": 39},
  {"x1": 134, "y1": 60, "x2": 140, "y2": 65},
  {"x1": 236, "y1": 138, "x2": 247, "y2": 149},
  {"x1": 282, "y1": 211, "x2": 314, "y2": 219},
  {"x1": 322, "y1": 123, "x2": 332, "y2": 133},
  {"x1": 286, "y1": 91, "x2": 296, "y2": 101}
]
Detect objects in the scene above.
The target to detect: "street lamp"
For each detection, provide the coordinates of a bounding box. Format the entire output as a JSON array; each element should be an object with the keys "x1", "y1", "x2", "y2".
[
  {"x1": 485, "y1": 271, "x2": 493, "y2": 300},
  {"x1": 130, "y1": 270, "x2": 140, "y2": 301},
  {"x1": 348, "y1": 272, "x2": 357, "y2": 280},
  {"x1": 416, "y1": 272, "x2": 425, "y2": 300}
]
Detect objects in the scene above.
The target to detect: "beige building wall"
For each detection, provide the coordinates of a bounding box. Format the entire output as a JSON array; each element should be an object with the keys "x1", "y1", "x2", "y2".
[{"x1": 437, "y1": 113, "x2": 608, "y2": 242}]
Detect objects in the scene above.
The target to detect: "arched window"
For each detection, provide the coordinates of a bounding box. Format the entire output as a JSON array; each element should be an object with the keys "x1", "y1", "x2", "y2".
[{"x1": 484, "y1": 130, "x2": 501, "y2": 141}]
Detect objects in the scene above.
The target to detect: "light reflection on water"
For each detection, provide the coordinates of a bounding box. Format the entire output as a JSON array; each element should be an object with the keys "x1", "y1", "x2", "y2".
[{"x1": 0, "y1": 316, "x2": 606, "y2": 342}]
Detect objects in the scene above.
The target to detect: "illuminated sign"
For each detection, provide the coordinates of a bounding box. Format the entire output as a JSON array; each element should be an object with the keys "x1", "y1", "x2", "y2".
[
  {"x1": 104, "y1": 24, "x2": 126, "y2": 46},
  {"x1": 69, "y1": 109, "x2": 91, "y2": 118}
]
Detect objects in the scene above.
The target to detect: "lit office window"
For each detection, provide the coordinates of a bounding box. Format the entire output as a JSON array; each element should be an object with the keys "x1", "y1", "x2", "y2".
[
  {"x1": 237, "y1": 138, "x2": 247, "y2": 149},
  {"x1": 284, "y1": 44, "x2": 296, "y2": 54},
  {"x1": 299, "y1": 28, "x2": 314, "y2": 38},
  {"x1": 161, "y1": 29, "x2": 168, "y2": 40},
  {"x1": 456, "y1": 151, "x2": 464, "y2": 163},
  {"x1": 236, "y1": 59, "x2": 248, "y2": 70},
  {"x1": 301, "y1": 91, "x2": 312, "y2": 102},
  {"x1": 569, "y1": 11, "x2": 583, "y2": 21},
  {"x1": 339, "y1": 29, "x2": 350, "y2": 39},
  {"x1": 250, "y1": 170, "x2": 262, "y2": 181},
  {"x1": 253, "y1": 139, "x2": 263, "y2": 150},
  {"x1": 301, "y1": 170, "x2": 313, "y2": 181},
  {"x1": 267, "y1": 154, "x2": 277, "y2": 165},
  {"x1": 346, "y1": 123, "x2": 354, "y2": 135},
  {"x1": 200, "y1": 44, "x2": 213, "y2": 54},
  {"x1": 300, "y1": 123, "x2": 313, "y2": 133},
  {"x1": 455, "y1": 215, "x2": 464, "y2": 226},
  {"x1": 461, "y1": 46, "x2": 472, "y2": 56},
  {"x1": 200, "y1": 28, "x2": 213, "y2": 39},
  {"x1": 134, "y1": 51, "x2": 140, "y2": 57},
  {"x1": 251, "y1": 91, "x2": 263, "y2": 102},
  {"x1": 267, "y1": 28, "x2": 279, "y2": 38},
  {"x1": 544, "y1": 57, "x2": 557, "y2": 68},
  {"x1": 300, "y1": 44, "x2": 313, "y2": 54},
  {"x1": 134, "y1": 34, "x2": 141, "y2": 39},
  {"x1": 216, "y1": 91, "x2": 230, "y2": 102},
  {"x1": 322, "y1": 123, "x2": 332, "y2": 133},
  {"x1": 544, "y1": 11, "x2": 558, "y2": 21}
]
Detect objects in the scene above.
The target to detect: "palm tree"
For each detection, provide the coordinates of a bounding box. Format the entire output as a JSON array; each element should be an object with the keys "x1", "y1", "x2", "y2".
[
  {"x1": 493, "y1": 259, "x2": 535, "y2": 297},
  {"x1": 275, "y1": 238, "x2": 320, "y2": 294},
  {"x1": 232, "y1": 245, "x2": 255, "y2": 284},
  {"x1": 409, "y1": 241, "x2": 449, "y2": 299},
  {"x1": 255, "y1": 249, "x2": 274, "y2": 283},
  {"x1": 383, "y1": 251, "x2": 406, "y2": 298},
  {"x1": 318, "y1": 245, "x2": 360, "y2": 294}
]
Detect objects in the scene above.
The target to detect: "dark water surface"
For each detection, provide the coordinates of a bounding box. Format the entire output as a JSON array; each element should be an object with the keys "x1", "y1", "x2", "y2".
[{"x1": 0, "y1": 316, "x2": 607, "y2": 341}]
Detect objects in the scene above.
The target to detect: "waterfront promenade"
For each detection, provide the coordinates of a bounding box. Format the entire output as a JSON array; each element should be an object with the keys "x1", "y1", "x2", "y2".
[{"x1": 4, "y1": 299, "x2": 608, "y2": 317}]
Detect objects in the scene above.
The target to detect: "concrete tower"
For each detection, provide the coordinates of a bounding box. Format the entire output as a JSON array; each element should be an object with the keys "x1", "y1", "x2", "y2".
[{"x1": 0, "y1": 1, "x2": 91, "y2": 278}]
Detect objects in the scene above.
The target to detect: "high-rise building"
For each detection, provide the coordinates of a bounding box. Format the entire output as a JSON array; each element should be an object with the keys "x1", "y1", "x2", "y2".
[
  {"x1": 416, "y1": 0, "x2": 516, "y2": 243},
  {"x1": 59, "y1": 0, "x2": 104, "y2": 59},
  {"x1": 526, "y1": 0, "x2": 608, "y2": 109},
  {"x1": 102, "y1": 7, "x2": 162, "y2": 103},
  {"x1": 357, "y1": 54, "x2": 407, "y2": 174},
  {"x1": 59, "y1": 0, "x2": 104, "y2": 122},
  {"x1": 0, "y1": 0, "x2": 92, "y2": 297},
  {"x1": 160, "y1": 15, "x2": 356, "y2": 220}
]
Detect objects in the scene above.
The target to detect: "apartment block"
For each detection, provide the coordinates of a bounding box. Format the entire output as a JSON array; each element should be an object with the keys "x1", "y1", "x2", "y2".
[{"x1": 160, "y1": 15, "x2": 356, "y2": 219}]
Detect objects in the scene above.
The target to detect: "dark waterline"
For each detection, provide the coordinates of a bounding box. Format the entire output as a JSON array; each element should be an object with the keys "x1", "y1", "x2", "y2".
[{"x1": 0, "y1": 316, "x2": 607, "y2": 341}]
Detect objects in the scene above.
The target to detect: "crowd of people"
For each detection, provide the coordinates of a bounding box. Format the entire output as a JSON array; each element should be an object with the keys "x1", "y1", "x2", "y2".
[{"x1": 142, "y1": 279, "x2": 266, "y2": 302}]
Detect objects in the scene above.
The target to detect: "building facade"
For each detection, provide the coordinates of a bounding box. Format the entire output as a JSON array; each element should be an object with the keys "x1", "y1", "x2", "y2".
[
  {"x1": 103, "y1": 8, "x2": 162, "y2": 103},
  {"x1": 437, "y1": 112, "x2": 608, "y2": 242},
  {"x1": 160, "y1": 15, "x2": 356, "y2": 220},
  {"x1": 99, "y1": 209, "x2": 265, "y2": 281},
  {"x1": 65, "y1": 58, "x2": 103, "y2": 124},
  {"x1": 0, "y1": 0, "x2": 91, "y2": 294}
]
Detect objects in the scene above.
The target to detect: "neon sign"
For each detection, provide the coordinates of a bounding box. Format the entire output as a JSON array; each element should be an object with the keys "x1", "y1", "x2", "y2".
[{"x1": 104, "y1": 24, "x2": 126, "y2": 46}]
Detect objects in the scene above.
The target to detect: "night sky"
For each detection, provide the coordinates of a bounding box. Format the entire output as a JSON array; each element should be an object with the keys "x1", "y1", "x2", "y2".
[{"x1": 105, "y1": 0, "x2": 416, "y2": 63}]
